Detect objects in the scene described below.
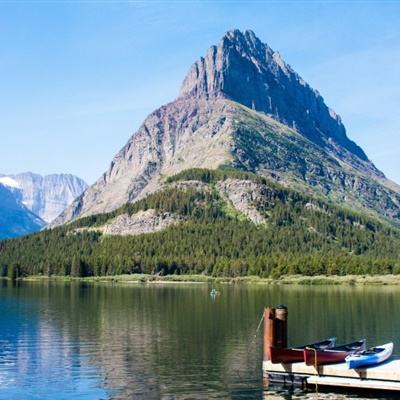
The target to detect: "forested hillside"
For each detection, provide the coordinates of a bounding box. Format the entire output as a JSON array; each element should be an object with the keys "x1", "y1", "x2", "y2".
[{"x1": 1, "y1": 169, "x2": 399, "y2": 279}]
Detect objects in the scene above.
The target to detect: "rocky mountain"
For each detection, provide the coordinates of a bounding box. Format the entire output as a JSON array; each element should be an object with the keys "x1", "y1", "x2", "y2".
[
  {"x1": 0, "y1": 180, "x2": 45, "y2": 240},
  {"x1": 8, "y1": 173, "x2": 88, "y2": 223},
  {"x1": 52, "y1": 29, "x2": 400, "y2": 227}
]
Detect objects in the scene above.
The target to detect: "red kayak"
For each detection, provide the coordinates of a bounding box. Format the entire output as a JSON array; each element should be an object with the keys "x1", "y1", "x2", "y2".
[
  {"x1": 304, "y1": 339, "x2": 366, "y2": 366},
  {"x1": 270, "y1": 337, "x2": 336, "y2": 364}
]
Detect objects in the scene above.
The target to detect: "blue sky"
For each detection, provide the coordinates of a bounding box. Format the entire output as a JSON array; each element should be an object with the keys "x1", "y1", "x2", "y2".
[{"x1": 0, "y1": 1, "x2": 399, "y2": 184}]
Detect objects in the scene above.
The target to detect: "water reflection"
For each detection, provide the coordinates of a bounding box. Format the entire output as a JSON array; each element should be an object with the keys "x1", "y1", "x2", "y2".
[
  {"x1": 0, "y1": 282, "x2": 399, "y2": 399},
  {"x1": 0, "y1": 281, "x2": 107, "y2": 400}
]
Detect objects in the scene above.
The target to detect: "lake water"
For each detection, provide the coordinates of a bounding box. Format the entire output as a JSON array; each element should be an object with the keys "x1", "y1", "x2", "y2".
[{"x1": 0, "y1": 280, "x2": 399, "y2": 399}]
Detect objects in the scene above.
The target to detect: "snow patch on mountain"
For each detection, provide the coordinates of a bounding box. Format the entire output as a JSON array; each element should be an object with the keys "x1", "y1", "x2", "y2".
[{"x1": 0, "y1": 176, "x2": 21, "y2": 189}]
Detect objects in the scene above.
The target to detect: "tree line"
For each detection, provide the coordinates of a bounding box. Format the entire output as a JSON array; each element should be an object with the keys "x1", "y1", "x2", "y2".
[{"x1": 1, "y1": 169, "x2": 399, "y2": 279}]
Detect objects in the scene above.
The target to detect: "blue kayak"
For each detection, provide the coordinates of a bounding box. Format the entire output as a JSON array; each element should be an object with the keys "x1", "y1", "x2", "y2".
[{"x1": 345, "y1": 342, "x2": 393, "y2": 369}]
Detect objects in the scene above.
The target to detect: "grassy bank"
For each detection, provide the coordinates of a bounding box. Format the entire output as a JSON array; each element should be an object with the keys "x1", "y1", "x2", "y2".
[{"x1": 14, "y1": 274, "x2": 400, "y2": 285}]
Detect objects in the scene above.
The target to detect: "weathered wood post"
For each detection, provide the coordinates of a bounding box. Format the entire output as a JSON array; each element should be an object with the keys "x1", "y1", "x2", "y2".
[
  {"x1": 274, "y1": 304, "x2": 288, "y2": 349},
  {"x1": 263, "y1": 305, "x2": 288, "y2": 361},
  {"x1": 263, "y1": 307, "x2": 274, "y2": 361}
]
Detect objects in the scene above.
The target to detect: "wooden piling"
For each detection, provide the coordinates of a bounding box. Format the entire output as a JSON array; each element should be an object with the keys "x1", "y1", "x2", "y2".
[
  {"x1": 263, "y1": 305, "x2": 288, "y2": 361},
  {"x1": 263, "y1": 307, "x2": 274, "y2": 361},
  {"x1": 274, "y1": 305, "x2": 288, "y2": 349}
]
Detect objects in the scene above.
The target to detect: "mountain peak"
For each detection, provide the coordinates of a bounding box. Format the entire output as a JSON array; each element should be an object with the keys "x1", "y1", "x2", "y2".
[
  {"x1": 179, "y1": 29, "x2": 290, "y2": 98},
  {"x1": 223, "y1": 29, "x2": 264, "y2": 48},
  {"x1": 179, "y1": 29, "x2": 368, "y2": 162}
]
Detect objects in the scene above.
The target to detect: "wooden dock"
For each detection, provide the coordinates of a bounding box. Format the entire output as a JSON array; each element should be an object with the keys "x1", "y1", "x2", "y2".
[
  {"x1": 262, "y1": 306, "x2": 400, "y2": 392},
  {"x1": 263, "y1": 360, "x2": 400, "y2": 391}
]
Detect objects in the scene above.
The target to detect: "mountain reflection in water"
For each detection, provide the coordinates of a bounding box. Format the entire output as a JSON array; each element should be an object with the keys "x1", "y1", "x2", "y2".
[{"x1": 0, "y1": 280, "x2": 399, "y2": 399}]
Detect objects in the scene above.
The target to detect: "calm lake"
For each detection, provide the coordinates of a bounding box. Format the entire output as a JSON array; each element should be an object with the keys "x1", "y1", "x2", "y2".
[{"x1": 0, "y1": 281, "x2": 399, "y2": 399}]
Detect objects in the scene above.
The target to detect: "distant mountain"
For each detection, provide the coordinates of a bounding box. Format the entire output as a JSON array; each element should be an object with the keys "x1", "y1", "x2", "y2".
[
  {"x1": 53, "y1": 29, "x2": 400, "y2": 227},
  {"x1": 0, "y1": 173, "x2": 87, "y2": 239},
  {"x1": 0, "y1": 181, "x2": 45, "y2": 240},
  {"x1": 9, "y1": 173, "x2": 88, "y2": 223}
]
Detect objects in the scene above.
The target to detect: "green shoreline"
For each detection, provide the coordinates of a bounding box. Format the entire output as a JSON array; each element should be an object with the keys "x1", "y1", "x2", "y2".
[{"x1": 6, "y1": 274, "x2": 400, "y2": 285}]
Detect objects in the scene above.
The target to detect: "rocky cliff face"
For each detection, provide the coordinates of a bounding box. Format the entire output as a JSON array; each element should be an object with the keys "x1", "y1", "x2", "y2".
[
  {"x1": 179, "y1": 29, "x2": 370, "y2": 166},
  {"x1": 54, "y1": 99, "x2": 235, "y2": 222},
  {"x1": 52, "y1": 30, "x2": 400, "y2": 227},
  {"x1": 11, "y1": 173, "x2": 88, "y2": 223}
]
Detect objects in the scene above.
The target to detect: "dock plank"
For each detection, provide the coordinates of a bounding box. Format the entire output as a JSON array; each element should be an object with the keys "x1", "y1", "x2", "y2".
[{"x1": 307, "y1": 376, "x2": 400, "y2": 391}]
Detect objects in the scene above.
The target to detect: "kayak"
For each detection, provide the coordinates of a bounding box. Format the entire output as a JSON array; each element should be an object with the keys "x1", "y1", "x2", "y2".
[
  {"x1": 345, "y1": 342, "x2": 393, "y2": 369},
  {"x1": 304, "y1": 339, "x2": 366, "y2": 366},
  {"x1": 270, "y1": 337, "x2": 336, "y2": 364}
]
